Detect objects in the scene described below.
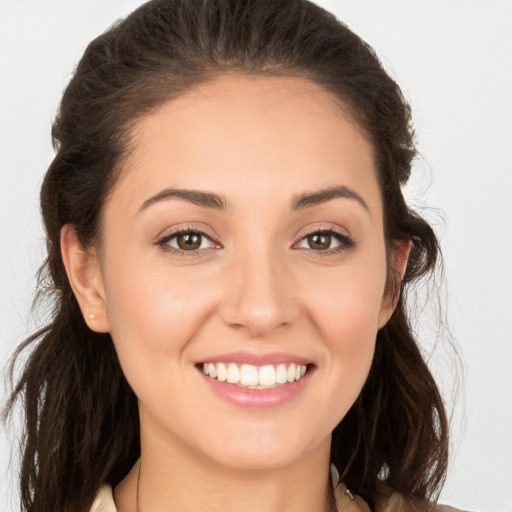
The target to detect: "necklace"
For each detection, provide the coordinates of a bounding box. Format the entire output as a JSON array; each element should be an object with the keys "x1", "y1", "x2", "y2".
[{"x1": 136, "y1": 460, "x2": 141, "y2": 512}]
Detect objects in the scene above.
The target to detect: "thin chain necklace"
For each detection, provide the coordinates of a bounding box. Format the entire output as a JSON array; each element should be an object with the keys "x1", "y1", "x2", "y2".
[{"x1": 136, "y1": 459, "x2": 141, "y2": 512}]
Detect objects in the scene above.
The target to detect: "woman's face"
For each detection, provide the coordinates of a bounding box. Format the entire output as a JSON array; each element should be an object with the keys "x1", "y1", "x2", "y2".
[{"x1": 95, "y1": 76, "x2": 393, "y2": 470}]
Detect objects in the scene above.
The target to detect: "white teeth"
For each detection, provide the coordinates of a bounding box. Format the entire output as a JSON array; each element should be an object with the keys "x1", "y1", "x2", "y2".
[
  {"x1": 275, "y1": 364, "x2": 288, "y2": 384},
  {"x1": 202, "y1": 362, "x2": 308, "y2": 388},
  {"x1": 207, "y1": 363, "x2": 217, "y2": 379},
  {"x1": 287, "y1": 363, "x2": 296, "y2": 383},
  {"x1": 240, "y1": 364, "x2": 259, "y2": 386},
  {"x1": 216, "y1": 362, "x2": 227, "y2": 382},
  {"x1": 226, "y1": 363, "x2": 240, "y2": 383},
  {"x1": 258, "y1": 365, "x2": 275, "y2": 386}
]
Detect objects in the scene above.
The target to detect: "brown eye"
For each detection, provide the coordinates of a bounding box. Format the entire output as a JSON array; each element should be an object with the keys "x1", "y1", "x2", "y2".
[
  {"x1": 306, "y1": 233, "x2": 332, "y2": 250},
  {"x1": 295, "y1": 230, "x2": 352, "y2": 253},
  {"x1": 176, "y1": 233, "x2": 202, "y2": 250},
  {"x1": 163, "y1": 230, "x2": 214, "y2": 252}
]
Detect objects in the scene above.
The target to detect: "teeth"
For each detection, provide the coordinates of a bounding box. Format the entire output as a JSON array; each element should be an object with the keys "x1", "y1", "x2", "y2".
[
  {"x1": 240, "y1": 364, "x2": 259, "y2": 386},
  {"x1": 258, "y1": 365, "x2": 275, "y2": 386},
  {"x1": 207, "y1": 363, "x2": 217, "y2": 379},
  {"x1": 217, "y1": 363, "x2": 227, "y2": 382},
  {"x1": 226, "y1": 363, "x2": 240, "y2": 384},
  {"x1": 276, "y1": 364, "x2": 288, "y2": 384},
  {"x1": 287, "y1": 363, "x2": 296, "y2": 383},
  {"x1": 201, "y1": 362, "x2": 308, "y2": 388}
]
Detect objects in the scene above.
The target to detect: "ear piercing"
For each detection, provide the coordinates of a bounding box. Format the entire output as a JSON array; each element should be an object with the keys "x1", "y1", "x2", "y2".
[
  {"x1": 344, "y1": 488, "x2": 355, "y2": 500},
  {"x1": 89, "y1": 314, "x2": 96, "y2": 320}
]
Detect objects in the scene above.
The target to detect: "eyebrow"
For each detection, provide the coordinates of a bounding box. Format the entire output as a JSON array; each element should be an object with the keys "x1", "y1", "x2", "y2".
[
  {"x1": 137, "y1": 184, "x2": 370, "y2": 215},
  {"x1": 291, "y1": 185, "x2": 370, "y2": 214},
  {"x1": 138, "y1": 188, "x2": 227, "y2": 213}
]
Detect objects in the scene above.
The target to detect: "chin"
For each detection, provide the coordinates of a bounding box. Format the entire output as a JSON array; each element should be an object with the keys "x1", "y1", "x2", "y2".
[
  {"x1": 192, "y1": 424, "x2": 328, "y2": 472},
  {"x1": 205, "y1": 446, "x2": 306, "y2": 472}
]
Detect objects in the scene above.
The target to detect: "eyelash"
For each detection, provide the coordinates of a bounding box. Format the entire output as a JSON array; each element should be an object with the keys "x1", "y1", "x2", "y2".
[
  {"x1": 156, "y1": 227, "x2": 355, "y2": 257},
  {"x1": 293, "y1": 228, "x2": 355, "y2": 256},
  {"x1": 156, "y1": 227, "x2": 220, "y2": 256}
]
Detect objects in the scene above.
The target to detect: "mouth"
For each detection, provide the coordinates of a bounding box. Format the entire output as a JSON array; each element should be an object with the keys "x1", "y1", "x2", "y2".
[{"x1": 196, "y1": 362, "x2": 313, "y2": 389}]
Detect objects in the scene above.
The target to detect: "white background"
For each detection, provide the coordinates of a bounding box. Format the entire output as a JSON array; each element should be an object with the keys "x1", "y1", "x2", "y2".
[{"x1": 1, "y1": 1, "x2": 511, "y2": 511}]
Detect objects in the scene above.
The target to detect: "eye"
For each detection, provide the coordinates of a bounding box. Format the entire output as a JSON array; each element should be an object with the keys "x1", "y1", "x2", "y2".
[
  {"x1": 157, "y1": 229, "x2": 217, "y2": 253},
  {"x1": 295, "y1": 229, "x2": 354, "y2": 253}
]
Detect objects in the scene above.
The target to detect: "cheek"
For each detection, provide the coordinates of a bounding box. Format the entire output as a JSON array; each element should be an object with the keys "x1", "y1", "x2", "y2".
[
  {"x1": 319, "y1": 281, "x2": 379, "y2": 381},
  {"x1": 299, "y1": 258, "x2": 387, "y2": 407},
  {"x1": 305, "y1": 260, "x2": 387, "y2": 343},
  {"x1": 100, "y1": 255, "x2": 215, "y2": 389}
]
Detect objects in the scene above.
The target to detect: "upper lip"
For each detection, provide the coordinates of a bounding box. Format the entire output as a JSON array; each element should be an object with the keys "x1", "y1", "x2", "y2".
[{"x1": 199, "y1": 351, "x2": 313, "y2": 366}]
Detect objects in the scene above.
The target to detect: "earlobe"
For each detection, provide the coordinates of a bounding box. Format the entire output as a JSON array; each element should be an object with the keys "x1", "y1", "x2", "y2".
[
  {"x1": 378, "y1": 239, "x2": 412, "y2": 329},
  {"x1": 60, "y1": 224, "x2": 110, "y2": 333}
]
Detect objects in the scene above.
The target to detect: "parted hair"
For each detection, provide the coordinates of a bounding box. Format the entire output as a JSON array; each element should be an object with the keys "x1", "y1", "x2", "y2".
[{"x1": 5, "y1": 1, "x2": 448, "y2": 511}]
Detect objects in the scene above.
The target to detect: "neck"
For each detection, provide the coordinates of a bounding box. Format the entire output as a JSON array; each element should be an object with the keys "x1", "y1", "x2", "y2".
[{"x1": 115, "y1": 427, "x2": 334, "y2": 512}]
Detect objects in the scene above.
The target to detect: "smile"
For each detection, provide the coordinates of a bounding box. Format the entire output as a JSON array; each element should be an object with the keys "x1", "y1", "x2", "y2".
[{"x1": 201, "y1": 362, "x2": 308, "y2": 389}]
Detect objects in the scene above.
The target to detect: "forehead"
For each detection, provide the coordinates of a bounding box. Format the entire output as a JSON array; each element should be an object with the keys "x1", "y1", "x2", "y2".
[{"x1": 112, "y1": 75, "x2": 380, "y2": 216}]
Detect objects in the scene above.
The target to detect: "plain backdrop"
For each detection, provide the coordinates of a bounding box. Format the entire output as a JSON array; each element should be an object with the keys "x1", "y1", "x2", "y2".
[{"x1": 1, "y1": 1, "x2": 511, "y2": 511}]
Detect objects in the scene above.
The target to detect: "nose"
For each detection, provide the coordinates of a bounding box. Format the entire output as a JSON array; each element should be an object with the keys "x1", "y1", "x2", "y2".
[{"x1": 218, "y1": 248, "x2": 299, "y2": 338}]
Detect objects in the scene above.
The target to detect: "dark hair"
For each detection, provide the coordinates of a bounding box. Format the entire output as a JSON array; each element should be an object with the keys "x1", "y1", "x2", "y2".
[{"x1": 5, "y1": 1, "x2": 448, "y2": 511}]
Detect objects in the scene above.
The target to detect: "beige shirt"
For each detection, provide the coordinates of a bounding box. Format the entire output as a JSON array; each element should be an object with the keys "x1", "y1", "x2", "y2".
[{"x1": 90, "y1": 483, "x2": 469, "y2": 512}]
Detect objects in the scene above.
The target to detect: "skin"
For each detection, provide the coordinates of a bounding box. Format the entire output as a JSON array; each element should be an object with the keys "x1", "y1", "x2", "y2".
[{"x1": 61, "y1": 75, "x2": 407, "y2": 512}]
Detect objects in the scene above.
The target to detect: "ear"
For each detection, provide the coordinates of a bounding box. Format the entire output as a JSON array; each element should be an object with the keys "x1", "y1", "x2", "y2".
[
  {"x1": 378, "y1": 239, "x2": 412, "y2": 329},
  {"x1": 60, "y1": 224, "x2": 110, "y2": 333}
]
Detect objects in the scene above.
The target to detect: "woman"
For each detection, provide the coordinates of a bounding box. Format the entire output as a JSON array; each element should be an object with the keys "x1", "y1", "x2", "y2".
[{"x1": 4, "y1": 1, "x2": 468, "y2": 511}]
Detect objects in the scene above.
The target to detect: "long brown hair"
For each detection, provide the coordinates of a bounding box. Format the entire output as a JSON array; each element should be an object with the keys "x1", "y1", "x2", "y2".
[{"x1": 4, "y1": 1, "x2": 448, "y2": 510}]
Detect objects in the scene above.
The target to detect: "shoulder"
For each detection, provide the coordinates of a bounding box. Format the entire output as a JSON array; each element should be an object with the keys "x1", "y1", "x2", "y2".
[
  {"x1": 90, "y1": 485, "x2": 117, "y2": 512},
  {"x1": 333, "y1": 472, "x2": 471, "y2": 512},
  {"x1": 375, "y1": 490, "x2": 473, "y2": 512}
]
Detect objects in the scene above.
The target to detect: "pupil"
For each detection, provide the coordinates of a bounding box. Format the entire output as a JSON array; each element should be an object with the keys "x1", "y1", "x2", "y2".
[
  {"x1": 309, "y1": 233, "x2": 330, "y2": 250},
  {"x1": 178, "y1": 233, "x2": 201, "y2": 250}
]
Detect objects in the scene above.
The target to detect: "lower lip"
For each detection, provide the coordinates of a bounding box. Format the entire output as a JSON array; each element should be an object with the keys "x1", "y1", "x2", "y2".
[{"x1": 199, "y1": 367, "x2": 314, "y2": 409}]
